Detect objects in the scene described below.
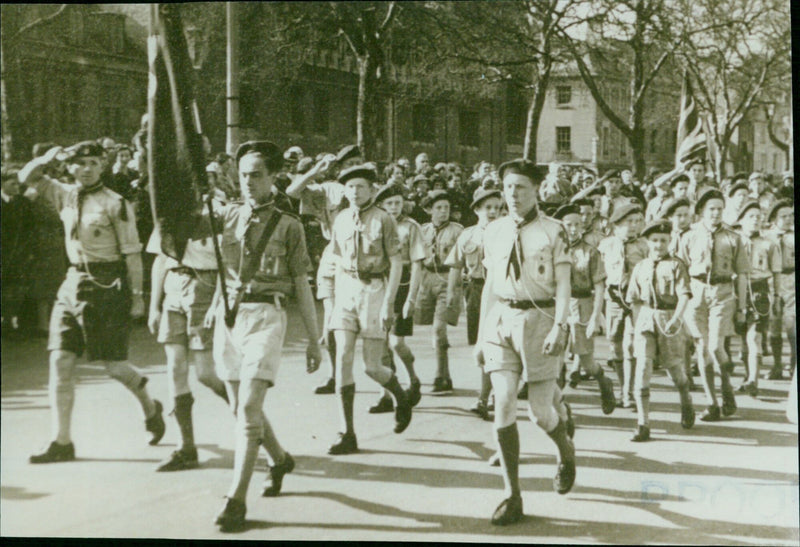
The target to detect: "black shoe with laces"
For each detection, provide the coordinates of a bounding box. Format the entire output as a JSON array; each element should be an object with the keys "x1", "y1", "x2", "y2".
[
  {"x1": 408, "y1": 378, "x2": 422, "y2": 407},
  {"x1": 368, "y1": 395, "x2": 394, "y2": 414},
  {"x1": 156, "y1": 446, "x2": 199, "y2": 472},
  {"x1": 30, "y1": 441, "x2": 75, "y2": 464},
  {"x1": 215, "y1": 497, "x2": 246, "y2": 531},
  {"x1": 146, "y1": 400, "x2": 166, "y2": 446},
  {"x1": 314, "y1": 377, "x2": 336, "y2": 395},
  {"x1": 262, "y1": 452, "x2": 295, "y2": 497},
  {"x1": 430, "y1": 377, "x2": 453, "y2": 395},
  {"x1": 328, "y1": 432, "x2": 358, "y2": 455},
  {"x1": 491, "y1": 495, "x2": 523, "y2": 526}
]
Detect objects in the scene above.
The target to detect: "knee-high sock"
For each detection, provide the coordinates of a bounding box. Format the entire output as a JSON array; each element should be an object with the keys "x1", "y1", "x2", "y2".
[
  {"x1": 496, "y1": 423, "x2": 521, "y2": 498},
  {"x1": 546, "y1": 419, "x2": 575, "y2": 463},
  {"x1": 634, "y1": 387, "x2": 650, "y2": 426},
  {"x1": 338, "y1": 384, "x2": 356, "y2": 435},
  {"x1": 382, "y1": 375, "x2": 408, "y2": 405},
  {"x1": 51, "y1": 361, "x2": 75, "y2": 445},
  {"x1": 174, "y1": 393, "x2": 195, "y2": 450}
]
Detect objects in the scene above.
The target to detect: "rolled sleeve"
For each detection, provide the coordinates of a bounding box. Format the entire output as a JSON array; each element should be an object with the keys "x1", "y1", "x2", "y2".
[
  {"x1": 553, "y1": 226, "x2": 572, "y2": 266},
  {"x1": 733, "y1": 234, "x2": 750, "y2": 275},
  {"x1": 675, "y1": 261, "x2": 691, "y2": 298},
  {"x1": 286, "y1": 218, "x2": 312, "y2": 277},
  {"x1": 591, "y1": 247, "x2": 606, "y2": 284},
  {"x1": 382, "y1": 214, "x2": 401, "y2": 258},
  {"x1": 406, "y1": 222, "x2": 426, "y2": 262}
]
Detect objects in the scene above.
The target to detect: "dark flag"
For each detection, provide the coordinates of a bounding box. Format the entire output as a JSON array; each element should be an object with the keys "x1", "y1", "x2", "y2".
[
  {"x1": 147, "y1": 4, "x2": 205, "y2": 261},
  {"x1": 675, "y1": 71, "x2": 708, "y2": 169}
]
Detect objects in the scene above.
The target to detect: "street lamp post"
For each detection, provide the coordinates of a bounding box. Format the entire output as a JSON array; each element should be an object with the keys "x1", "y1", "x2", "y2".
[{"x1": 226, "y1": 2, "x2": 239, "y2": 156}]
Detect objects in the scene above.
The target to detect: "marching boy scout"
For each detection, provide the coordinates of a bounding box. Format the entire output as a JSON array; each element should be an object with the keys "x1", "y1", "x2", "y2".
[
  {"x1": 597, "y1": 203, "x2": 649, "y2": 408},
  {"x1": 764, "y1": 199, "x2": 795, "y2": 380},
  {"x1": 554, "y1": 204, "x2": 616, "y2": 414},
  {"x1": 210, "y1": 142, "x2": 322, "y2": 530},
  {"x1": 414, "y1": 190, "x2": 464, "y2": 394},
  {"x1": 735, "y1": 200, "x2": 781, "y2": 396},
  {"x1": 147, "y1": 216, "x2": 230, "y2": 472},
  {"x1": 625, "y1": 220, "x2": 696, "y2": 442},
  {"x1": 327, "y1": 165, "x2": 413, "y2": 456},
  {"x1": 445, "y1": 188, "x2": 504, "y2": 419},
  {"x1": 20, "y1": 143, "x2": 165, "y2": 463},
  {"x1": 678, "y1": 188, "x2": 749, "y2": 422},
  {"x1": 476, "y1": 159, "x2": 575, "y2": 526},
  {"x1": 368, "y1": 184, "x2": 426, "y2": 413}
]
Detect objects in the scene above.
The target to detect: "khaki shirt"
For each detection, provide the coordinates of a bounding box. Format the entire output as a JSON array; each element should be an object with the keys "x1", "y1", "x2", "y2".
[
  {"x1": 569, "y1": 239, "x2": 605, "y2": 294},
  {"x1": 420, "y1": 221, "x2": 463, "y2": 271},
  {"x1": 146, "y1": 215, "x2": 218, "y2": 270},
  {"x1": 444, "y1": 223, "x2": 488, "y2": 279},
  {"x1": 396, "y1": 215, "x2": 426, "y2": 265},
  {"x1": 597, "y1": 235, "x2": 649, "y2": 288},
  {"x1": 484, "y1": 214, "x2": 571, "y2": 301},
  {"x1": 35, "y1": 175, "x2": 141, "y2": 264},
  {"x1": 668, "y1": 227, "x2": 689, "y2": 258},
  {"x1": 766, "y1": 228, "x2": 795, "y2": 273},
  {"x1": 582, "y1": 227, "x2": 605, "y2": 249},
  {"x1": 299, "y1": 181, "x2": 347, "y2": 240},
  {"x1": 645, "y1": 195, "x2": 667, "y2": 222},
  {"x1": 677, "y1": 223, "x2": 749, "y2": 279},
  {"x1": 740, "y1": 232, "x2": 781, "y2": 282},
  {"x1": 331, "y1": 203, "x2": 400, "y2": 274},
  {"x1": 625, "y1": 256, "x2": 691, "y2": 309},
  {"x1": 216, "y1": 202, "x2": 311, "y2": 302}
]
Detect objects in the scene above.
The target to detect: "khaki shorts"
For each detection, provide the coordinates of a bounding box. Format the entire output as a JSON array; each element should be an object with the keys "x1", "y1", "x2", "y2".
[
  {"x1": 213, "y1": 302, "x2": 287, "y2": 385},
  {"x1": 482, "y1": 303, "x2": 559, "y2": 383},
  {"x1": 415, "y1": 270, "x2": 460, "y2": 327},
  {"x1": 329, "y1": 272, "x2": 386, "y2": 339},
  {"x1": 568, "y1": 296, "x2": 594, "y2": 356},
  {"x1": 605, "y1": 299, "x2": 634, "y2": 361},
  {"x1": 158, "y1": 269, "x2": 216, "y2": 350},
  {"x1": 684, "y1": 280, "x2": 736, "y2": 345},
  {"x1": 633, "y1": 307, "x2": 687, "y2": 369}
]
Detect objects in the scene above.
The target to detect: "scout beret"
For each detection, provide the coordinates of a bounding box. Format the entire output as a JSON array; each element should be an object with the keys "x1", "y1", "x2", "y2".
[
  {"x1": 736, "y1": 199, "x2": 760, "y2": 222},
  {"x1": 412, "y1": 174, "x2": 430, "y2": 187},
  {"x1": 767, "y1": 199, "x2": 793, "y2": 223},
  {"x1": 283, "y1": 145, "x2": 303, "y2": 162},
  {"x1": 640, "y1": 219, "x2": 672, "y2": 238},
  {"x1": 235, "y1": 140, "x2": 282, "y2": 169},
  {"x1": 539, "y1": 201, "x2": 561, "y2": 217},
  {"x1": 497, "y1": 159, "x2": 546, "y2": 185},
  {"x1": 57, "y1": 141, "x2": 106, "y2": 162},
  {"x1": 749, "y1": 171, "x2": 764, "y2": 180},
  {"x1": 421, "y1": 189, "x2": 452, "y2": 209},
  {"x1": 731, "y1": 172, "x2": 748, "y2": 184},
  {"x1": 694, "y1": 187, "x2": 725, "y2": 213},
  {"x1": 608, "y1": 202, "x2": 643, "y2": 224},
  {"x1": 433, "y1": 162, "x2": 448, "y2": 172},
  {"x1": 553, "y1": 203, "x2": 581, "y2": 220},
  {"x1": 727, "y1": 181, "x2": 749, "y2": 198},
  {"x1": 470, "y1": 188, "x2": 502, "y2": 210},
  {"x1": 374, "y1": 184, "x2": 405, "y2": 203},
  {"x1": 669, "y1": 173, "x2": 690, "y2": 187},
  {"x1": 338, "y1": 164, "x2": 377, "y2": 184},
  {"x1": 336, "y1": 144, "x2": 361, "y2": 164},
  {"x1": 660, "y1": 197, "x2": 691, "y2": 219}
]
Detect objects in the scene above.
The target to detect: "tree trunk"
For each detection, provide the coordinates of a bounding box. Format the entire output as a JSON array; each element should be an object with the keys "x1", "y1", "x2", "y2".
[
  {"x1": 1, "y1": 38, "x2": 12, "y2": 162},
  {"x1": 523, "y1": 61, "x2": 550, "y2": 161},
  {"x1": 356, "y1": 53, "x2": 367, "y2": 159}
]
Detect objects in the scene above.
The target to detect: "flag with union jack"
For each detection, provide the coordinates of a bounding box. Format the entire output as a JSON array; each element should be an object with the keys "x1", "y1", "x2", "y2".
[{"x1": 675, "y1": 71, "x2": 708, "y2": 168}]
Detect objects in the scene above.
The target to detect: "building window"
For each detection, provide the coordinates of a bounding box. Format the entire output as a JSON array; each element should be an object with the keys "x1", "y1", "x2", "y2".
[
  {"x1": 602, "y1": 126, "x2": 610, "y2": 157},
  {"x1": 413, "y1": 104, "x2": 435, "y2": 143},
  {"x1": 556, "y1": 85, "x2": 572, "y2": 106},
  {"x1": 289, "y1": 86, "x2": 304, "y2": 133},
  {"x1": 650, "y1": 129, "x2": 658, "y2": 153},
  {"x1": 459, "y1": 109, "x2": 480, "y2": 147},
  {"x1": 556, "y1": 126, "x2": 571, "y2": 154},
  {"x1": 312, "y1": 88, "x2": 329, "y2": 135}
]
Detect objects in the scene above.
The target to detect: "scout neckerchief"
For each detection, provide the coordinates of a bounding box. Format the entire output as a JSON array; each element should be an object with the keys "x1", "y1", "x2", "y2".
[
  {"x1": 431, "y1": 220, "x2": 451, "y2": 270},
  {"x1": 350, "y1": 200, "x2": 375, "y2": 265},
  {"x1": 506, "y1": 206, "x2": 539, "y2": 281},
  {"x1": 70, "y1": 182, "x2": 106, "y2": 239},
  {"x1": 704, "y1": 222, "x2": 722, "y2": 284}
]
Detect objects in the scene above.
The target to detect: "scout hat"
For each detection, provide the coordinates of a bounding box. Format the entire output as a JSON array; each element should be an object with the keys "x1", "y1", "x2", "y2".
[
  {"x1": 497, "y1": 159, "x2": 546, "y2": 185},
  {"x1": 421, "y1": 189, "x2": 452, "y2": 209},
  {"x1": 767, "y1": 199, "x2": 793, "y2": 223},
  {"x1": 412, "y1": 174, "x2": 430, "y2": 187},
  {"x1": 736, "y1": 199, "x2": 760, "y2": 222},
  {"x1": 640, "y1": 219, "x2": 672, "y2": 238},
  {"x1": 730, "y1": 172, "x2": 748, "y2": 184},
  {"x1": 338, "y1": 164, "x2": 377, "y2": 184},
  {"x1": 374, "y1": 184, "x2": 405, "y2": 203},
  {"x1": 56, "y1": 141, "x2": 106, "y2": 162},
  {"x1": 694, "y1": 187, "x2": 725, "y2": 214},
  {"x1": 470, "y1": 188, "x2": 502, "y2": 210},
  {"x1": 553, "y1": 203, "x2": 581, "y2": 220},
  {"x1": 608, "y1": 202, "x2": 642, "y2": 224},
  {"x1": 727, "y1": 181, "x2": 749, "y2": 198},
  {"x1": 235, "y1": 140, "x2": 282, "y2": 171},
  {"x1": 335, "y1": 144, "x2": 361, "y2": 164},
  {"x1": 660, "y1": 197, "x2": 692, "y2": 219}
]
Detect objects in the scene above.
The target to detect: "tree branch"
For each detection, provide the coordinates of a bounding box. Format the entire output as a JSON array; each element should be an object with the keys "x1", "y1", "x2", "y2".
[{"x1": 6, "y1": 4, "x2": 67, "y2": 44}]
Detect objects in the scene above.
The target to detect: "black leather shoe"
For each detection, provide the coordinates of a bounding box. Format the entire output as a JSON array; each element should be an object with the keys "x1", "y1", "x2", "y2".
[
  {"x1": 430, "y1": 377, "x2": 453, "y2": 395},
  {"x1": 721, "y1": 390, "x2": 737, "y2": 417},
  {"x1": 746, "y1": 382, "x2": 759, "y2": 398},
  {"x1": 568, "y1": 371, "x2": 582, "y2": 389},
  {"x1": 408, "y1": 378, "x2": 422, "y2": 407},
  {"x1": 215, "y1": 497, "x2": 246, "y2": 531},
  {"x1": 368, "y1": 395, "x2": 394, "y2": 414},
  {"x1": 469, "y1": 399, "x2": 490, "y2": 421},
  {"x1": 736, "y1": 383, "x2": 748, "y2": 393},
  {"x1": 767, "y1": 367, "x2": 784, "y2": 380},
  {"x1": 700, "y1": 405, "x2": 721, "y2": 422},
  {"x1": 146, "y1": 400, "x2": 166, "y2": 446},
  {"x1": 680, "y1": 403, "x2": 696, "y2": 429},
  {"x1": 262, "y1": 452, "x2": 295, "y2": 497},
  {"x1": 564, "y1": 402, "x2": 575, "y2": 439},
  {"x1": 394, "y1": 394, "x2": 412, "y2": 434},
  {"x1": 554, "y1": 454, "x2": 576, "y2": 495},
  {"x1": 631, "y1": 425, "x2": 651, "y2": 442},
  {"x1": 156, "y1": 447, "x2": 199, "y2": 472},
  {"x1": 491, "y1": 495, "x2": 523, "y2": 526},
  {"x1": 30, "y1": 441, "x2": 75, "y2": 464},
  {"x1": 315, "y1": 377, "x2": 336, "y2": 394},
  {"x1": 599, "y1": 376, "x2": 616, "y2": 415},
  {"x1": 328, "y1": 432, "x2": 358, "y2": 455}
]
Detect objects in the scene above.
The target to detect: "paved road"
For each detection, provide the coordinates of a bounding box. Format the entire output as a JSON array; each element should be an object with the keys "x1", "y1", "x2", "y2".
[{"x1": 1, "y1": 309, "x2": 797, "y2": 543}]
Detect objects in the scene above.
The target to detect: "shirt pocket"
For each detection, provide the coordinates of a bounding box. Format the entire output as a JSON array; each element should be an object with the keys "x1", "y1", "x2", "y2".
[
  {"x1": 530, "y1": 246, "x2": 553, "y2": 284},
  {"x1": 262, "y1": 241, "x2": 287, "y2": 276},
  {"x1": 80, "y1": 211, "x2": 111, "y2": 238},
  {"x1": 363, "y1": 221, "x2": 383, "y2": 256},
  {"x1": 463, "y1": 241, "x2": 481, "y2": 270}
]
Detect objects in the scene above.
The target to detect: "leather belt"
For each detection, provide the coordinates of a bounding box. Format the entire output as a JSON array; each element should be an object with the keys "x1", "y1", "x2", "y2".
[
  {"x1": 653, "y1": 303, "x2": 677, "y2": 311},
  {"x1": 343, "y1": 269, "x2": 385, "y2": 281},
  {"x1": 571, "y1": 288, "x2": 593, "y2": 299},
  {"x1": 424, "y1": 264, "x2": 450, "y2": 273},
  {"x1": 468, "y1": 277, "x2": 485, "y2": 285},
  {"x1": 499, "y1": 298, "x2": 555, "y2": 310},
  {"x1": 71, "y1": 261, "x2": 125, "y2": 273},
  {"x1": 691, "y1": 274, "x2": 732, "y2": 285},
  {"x1": 170, "y1": 266, "x2": 216, "y2": 276},
  {"x1": 241, "y1": 293, "x2": 280, "y2": 305}
]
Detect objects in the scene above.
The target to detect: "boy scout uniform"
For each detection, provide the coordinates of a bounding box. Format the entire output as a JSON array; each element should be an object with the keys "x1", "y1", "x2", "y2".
[
  {"x1": 392, "y1": 213, "x2": 425, "y2": 336},
  {"x1": 765, "y1": 200, "x2": 796, "y2": 378},
  {"x1": 329, "y1": 198, "x2": 401, "y2": 340},
  {"x1": 625, "y1": 220, "x2": 695, "y2": 438},
  {"x1": 213, "y1": 201, "x2": 311, "y2": 386}
]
